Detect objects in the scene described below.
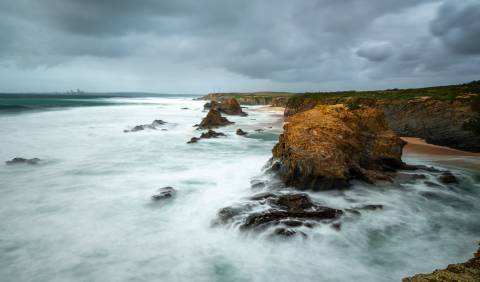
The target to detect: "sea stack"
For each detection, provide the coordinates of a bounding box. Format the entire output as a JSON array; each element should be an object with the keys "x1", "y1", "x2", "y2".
[
  {"x1": 271, "y1": 104, "x2": 406, "y2": 190},
  {"x1": 198, "y1": 109, "x2": 233, "y2": 129}
]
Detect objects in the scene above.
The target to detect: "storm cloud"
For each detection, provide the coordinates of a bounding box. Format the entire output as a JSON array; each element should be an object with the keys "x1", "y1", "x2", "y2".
[{"x1": 0, "y1": 0, "x2": 479, "y2": 93}]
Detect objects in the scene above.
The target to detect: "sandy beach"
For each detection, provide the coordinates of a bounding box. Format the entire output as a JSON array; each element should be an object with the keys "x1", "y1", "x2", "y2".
[{"x1": 402, "y1": 137, "x2": 480, "y2": 157}]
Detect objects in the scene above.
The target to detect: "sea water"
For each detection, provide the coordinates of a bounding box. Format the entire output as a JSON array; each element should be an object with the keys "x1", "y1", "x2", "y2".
[{"x1": 0, "y1": 96, "x2": 479, "y2": 282}]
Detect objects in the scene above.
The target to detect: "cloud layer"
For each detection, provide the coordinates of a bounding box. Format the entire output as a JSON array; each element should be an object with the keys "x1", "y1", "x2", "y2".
[{"x1": 0, "y1": 0, "x2": 479, "y2": 93}]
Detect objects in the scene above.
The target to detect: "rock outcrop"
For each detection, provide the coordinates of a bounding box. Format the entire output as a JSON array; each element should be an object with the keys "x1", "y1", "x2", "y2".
[
  {"x1": 152, "y1": 187, "x2": 176, "y2": 201},
  {"x1": 216, "y1": 192, "x2": 344, "y2": 237},
  {"x1": 124, "y1": 120, "x2": 166, "y2": 132},
  {"x1": 187, "y1": 130, "x2": 226, "y2": 144},
  {"x1": 204, "y1": 99, "x2": 247, "y2": 116},
  {"x1": 284, "y1": 95, "x2": 480, "y2": 152},
  {"x1": 198, "y1": 109, "x2": 233, "y2": 129},
  {"x1": 197, "y1": 92, "x2": 291, "y2": 107},
  {"x1": 271, "y1": 104, "x2": 406, "y2": 190},
  {"x1": 6, "y1": 157, "x2": 41, "y2": 165},
  {"x1": 403, "y1": 246, "x2": 480, "y2": 282}
]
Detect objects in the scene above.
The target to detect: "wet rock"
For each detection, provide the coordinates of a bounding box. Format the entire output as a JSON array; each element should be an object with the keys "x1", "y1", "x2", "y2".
[
  {"x1": 424, "y1": 181, "x2": 443, "y2": 188},
  {"x1": 187, "y1": 137, "x2": 200, "y2": 144},
  {"x1": 396, "y1": 173, "x2": 426, "y2": 183},
  {"x1": 403, "y1": 245, "x2": 480, "y2": 282},
  {"x1": 271, "y1": 105, "x2": 406, "y2": 190},
  {"x1": 200, "y1": 130, "x2": 225, "y2": 139},
  {"x1": 272, "y1": 227, "x2": 307, "y2": 238},
  {"x1": 181, "y1": 107, "x2": 189, "y2": 110},
  {"x1": 6, "y1": 157, "x2": 41, "y2": 165},
  {"x1": 152, "y1": 187, "x2": 176, "y2": 201},
  {"x1": 217, "y1": 193, "x2": 343, "y2": 234},
  {"x1": 187, "y1": 130, "x2": 225, "y2": 144},
  {"x1": 124, "y1": 119, "x2": 167, "y2": 132},
  {"x1": 438, "y1": 171, "x2": 458, "y2": 184},
  {"x1": 356, "y1": 204, "x2": 384, "y2": 211},
  {"x1": 236, "y1": 129, "x2": 248, "y2": 136},
  {"x1": 255, "y1": 129, "x2": 264, "y2": 132},
  {"x1": 198, "y1": 109, "x2": 233, "y2": 129}
]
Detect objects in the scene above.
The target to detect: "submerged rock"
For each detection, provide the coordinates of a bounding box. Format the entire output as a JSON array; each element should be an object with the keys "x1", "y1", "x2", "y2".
[
  {"x1": 438, "y1": 171, "x2": 458, "y2": 184},
  {"x1": 236, "y1": 129, "x2": 248, "y2": 136},
  {"x1": 271, "y1": 105, "x2": 406, "y2": 190},
  {"x1": 403, "y1": 245, "x2": 480, "y2": 282},
  {"x1": 198, "y1": 109, "x2": 233, "y2": 129},
  {"x1": 124, "y1": 119, "x2": 167, "y2": 132},
  {"x1": 152, "y1": 187, "x2": 176, "y2": 201},
  {"x1": 6, "y1": 157, "x2": 41, "y2": 165},
  {"x1": 187, "y1": 130, "x2": 226, "y2": 144},
  {"x1": 200, "y1": 130, "x2": 226, "y2": 139}
]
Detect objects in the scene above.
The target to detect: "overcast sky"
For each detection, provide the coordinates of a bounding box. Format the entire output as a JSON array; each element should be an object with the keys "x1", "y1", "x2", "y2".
[{"x1": 0, "y1": 0, "x2": 479, "y2": 94}]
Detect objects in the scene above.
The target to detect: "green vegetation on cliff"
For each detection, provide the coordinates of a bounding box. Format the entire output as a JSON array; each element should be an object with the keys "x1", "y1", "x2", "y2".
[{"x1": 288, "y1": 80, "x2": 480, "y2": 107}]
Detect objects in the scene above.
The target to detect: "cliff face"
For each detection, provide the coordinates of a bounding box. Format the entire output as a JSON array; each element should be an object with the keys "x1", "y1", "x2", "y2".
[
  {"x1": 272, "y1": 104, "x2": 406, "y2": 190},
  {"x1": 197, "y1": 93, "x2": 290, "y2": 107},
  {"x1": 284, "y1": 95, "x2": 480, "y2": 152}
]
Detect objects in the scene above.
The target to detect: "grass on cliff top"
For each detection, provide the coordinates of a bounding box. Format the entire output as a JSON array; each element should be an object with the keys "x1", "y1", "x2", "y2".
[{"x1": 289, "y1": 80, "x2": 480, "y2": 105}]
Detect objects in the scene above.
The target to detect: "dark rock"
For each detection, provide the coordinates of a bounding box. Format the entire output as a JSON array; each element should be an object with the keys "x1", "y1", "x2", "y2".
[
  {"x1": 6, "y1": 157, "x2": 41, "y2": 165},
  {"x1": 249, "y1": 192, "x2": 276, "y2": 201},
  {"x1": 198, "y1": 109, "x2": 233, "y2": 129},
  {"x1": 187, "y1": 137, "x2": 200, "y2": 144},
  {"x1": 124, "y1": 119, "x2": 167, "y2": 132},
  {"x1": 181, "y1": 107, "x2": 189, "y2": 110},
  {"x1": 152, "y1": 187, "x2": 176, "y2": 201},
  {"x1": 272, "y1": 227, "x2": 307, "y2": 238},
  {"x1": 255, "y1": 129, "x2": 264, "y2": 132},
  {"x1": 236, "y1": 129, "x2": 248, "y2": 136},
  {"x1": 331, "y1": 222, "x2": 342, "y2": 231},
  {"x1": 423, "y1": 181, "x2": 443, "y2": 188},
  {"x1": 438, "y1": 171, "x2": 458, "y2": 184},
  {"x1": 396, "y1": 173, "x2": 426, "y2": 183},
  {"x1": 356, "y1": 204, "x2": 384, "y2": 211},
  {"x1": 200, "y1": 130, "x2": 225, "y2": 139}
]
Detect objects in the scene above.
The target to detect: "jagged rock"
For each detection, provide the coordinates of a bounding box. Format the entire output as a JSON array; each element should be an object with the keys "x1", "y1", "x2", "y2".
[
  {"x1": 271, "y1": 105, "x2": 406, "y2": 190},
  {"x1": 6, "y1": 157, "x2": 41, "y2": 165},
  {"x1": 124, "y1": 119, "x2": 166, "y2": 132},
  {"x1": 216, "y1": 193, "x2": 343, "y2": 236},
  {"x1": 236, "y1": 129, "x2": 248, "y2": 136},
  {"x1": 438, "y1": 171, "x2": 458, "y2": 184},
  {"x1": 180, "y1": 107, "x2": 189, "y2": 110},
  {"x1": 403, "y1": 245, "x2": 480, "y2": 282},
  {"x1": 200, "y1": 130, "x2": 225, "y2": 139},
  {"x1": 204, "y1": 99, "x2": 247, "y2": 116},
  {"x1": 152, "y1": 187, "x2": 176, "y2": 201},
  {"x1": 198, "y1": 109, "x2": 233, "y2": 129},
  {"x1": 187, "y1": 130, "x2": 225, "y2": 144}
]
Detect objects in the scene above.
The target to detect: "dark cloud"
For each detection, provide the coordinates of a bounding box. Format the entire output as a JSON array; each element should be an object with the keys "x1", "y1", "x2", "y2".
[
  {"x1": 0, "y1": 0, "x2": 479, "y2": 93},
  {"x1": 430, "y1": 0, "x2": 480, "y2": 54}
]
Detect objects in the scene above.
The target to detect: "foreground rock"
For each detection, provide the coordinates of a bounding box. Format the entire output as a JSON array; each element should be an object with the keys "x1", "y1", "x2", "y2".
[
  {"x1": 216, "y1": 192, "x2": 343, "y2": 237},
  {"x1": 198, "y1": 109, "x2": 233, "y2": 129},
  {"x1": 124, "y1": 120, "x2": 166, "y2": 132},
  {"x1": 6, "y1": 157, "x2": 41, "y2": 165},
  {"x1": 152, "y1": 187, "x2": 176, "y2": 201},
  {"x1": 271, "y1": 104, "x2": 406, "y2": 190},
  {"x1": 187, "y1": 130, "x2": 225, "y2": 144},
  {"x1": 403, "y1": 245, "x2": 480, "y2": 282}
]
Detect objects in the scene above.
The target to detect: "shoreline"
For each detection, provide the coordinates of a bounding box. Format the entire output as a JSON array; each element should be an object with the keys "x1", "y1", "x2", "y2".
[{"x1": 402, "y1": 137, "x2": 480, "y2": 157}]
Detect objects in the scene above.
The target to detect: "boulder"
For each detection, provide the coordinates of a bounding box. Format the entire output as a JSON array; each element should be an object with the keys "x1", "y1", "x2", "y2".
[
  {"x1": 152, "y1": 187, "x2": 176, "y2": 201},
  {"x1": 187, "y1": 137, "x2": 200, "y2": 144},
  {"x1": 205, "y1": 99, "x2": 247, "y2": 116},
  {"x1": 236, "y1": 129, "x2": 248, "y2": 136},
  {"x1": 198, "y1": 109, "x2": 233, "y2": 129},
  {"x1": 6, "y1": 157, "x2": 41, "y2": 165},
  {"x1": 272, "y1": 104, "x2": 406, "y2": 190}
]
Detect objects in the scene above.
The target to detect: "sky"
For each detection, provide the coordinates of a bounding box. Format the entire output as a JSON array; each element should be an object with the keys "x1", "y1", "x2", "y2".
[{"x1": 0, "y1": 0, "x2": 479, "y2": 94}]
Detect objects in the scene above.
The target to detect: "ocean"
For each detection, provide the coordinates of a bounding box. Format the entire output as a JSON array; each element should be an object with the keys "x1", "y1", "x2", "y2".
[{"x1": 0, "y1": 95, "x2": 479, "y2": 282}]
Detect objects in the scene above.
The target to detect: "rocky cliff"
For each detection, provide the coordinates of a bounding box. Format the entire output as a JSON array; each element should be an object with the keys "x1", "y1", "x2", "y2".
[
  {"x1": 403, "y1": 245, "x2": 480, "y2": 282},
  {"x1": 271, "y1": 104, "x2": 406, "y2": 190},
  {"x1": 284, "y1": 94, "x2": 480, "y2": 152},
  {"x1": 197, "y1": 92, "x2": 291, "y2": 106}
]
